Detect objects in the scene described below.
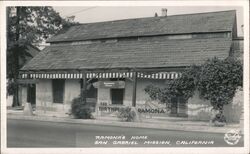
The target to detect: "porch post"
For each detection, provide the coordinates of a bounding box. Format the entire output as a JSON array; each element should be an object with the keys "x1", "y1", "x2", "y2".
[
  {"x1": 132, "y1": 71, "x2": 137, "y2": 107},
  {"x1": 81, "y1": 72, "x2": 87, "y2": 102}
]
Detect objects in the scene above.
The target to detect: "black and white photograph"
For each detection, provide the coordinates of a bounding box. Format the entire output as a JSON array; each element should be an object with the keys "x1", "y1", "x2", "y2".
[{"x1": 0, "y1": 1, "x2": 249, "y2": 154}]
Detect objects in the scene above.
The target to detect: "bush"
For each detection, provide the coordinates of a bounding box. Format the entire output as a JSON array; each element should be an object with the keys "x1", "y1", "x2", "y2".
[
  {"x1": 118, "y1": 107, "x2": 136, "y2": 122},
  {"x1": 71, "y1": 95, "x2": 93, "y2": 119},
  {"x1": 212, "y1": 112, "x2": 226, "y2": 126}
]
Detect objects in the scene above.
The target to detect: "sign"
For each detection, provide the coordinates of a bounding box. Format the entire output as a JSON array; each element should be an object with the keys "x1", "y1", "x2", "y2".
[
  {"x1": 93, "y1": 81, "x2": 125, "y2": 89},
  {"x1": 17, "y1": 79, "x2": 39, "y2": 84},
  {"x1": 98, "y1": 102, "x2": 125, "y2": 116}
]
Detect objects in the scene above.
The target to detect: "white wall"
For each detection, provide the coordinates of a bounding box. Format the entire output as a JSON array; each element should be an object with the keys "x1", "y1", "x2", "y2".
[
  {"x1": 187, "y1": 89, "x2": 243, "y2": 123},
  {"x1": 64, "y1": 79, "x2": 81, "y2": 104},
  {"x1": 35, "y1": 79, "x2": 81, "y2": 117},
  {"x1": 96, "y1": 78, "x2": 166, "y2": 106},
  {"x1": 97, "y1": 79, "x2": 112, "y2": 105},
  {"x1": 20, "y1": 86, "x2": 27, "y2": 106},
  {"x1": 187, "y1": 91, "x2": 212, "y2": 121},
  {"x1": 34, "y1": 78, "x2": 243, "y2": 123}
]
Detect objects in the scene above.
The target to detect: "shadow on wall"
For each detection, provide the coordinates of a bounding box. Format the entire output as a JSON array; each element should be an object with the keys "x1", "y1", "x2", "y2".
[
  {"x1": 187, "y1": 91, "x2": 212, "y2": 121},
  {"x1": 187, "y1": 88, "x2": 243, "y2": 123},
  {"x1": 187, "y1": 104, "x2": 212, "y2": 121},
  {"x1": 224, "y1": 87, "x2": 243, "y2": 123}
]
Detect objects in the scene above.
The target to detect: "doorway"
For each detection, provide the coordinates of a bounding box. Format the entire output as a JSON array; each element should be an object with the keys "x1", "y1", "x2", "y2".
[
  {"x1": 170, "y1": 97, "x2": 178, "y2": 115},
  {"x1": 170, "y1": 96, "x2": 187, "y2": 117},
  {"x1": 111, "y1": 89, "x2": 124, "y2": 105},
  {"x1": 27, "y1": 84, "x2": 36, "y2": 105}
]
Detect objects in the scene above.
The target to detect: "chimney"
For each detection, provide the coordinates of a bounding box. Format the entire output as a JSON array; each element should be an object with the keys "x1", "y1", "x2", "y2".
[{"x1": 161, "y1": 8, "x2": 168, "y2": 16}]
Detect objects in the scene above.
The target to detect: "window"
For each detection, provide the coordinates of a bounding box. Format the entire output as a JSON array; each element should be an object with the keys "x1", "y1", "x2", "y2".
[
  {"x1": 111, "y1": 89, "x2": 124, "y2": 105},
  {"x1": 52, "y1": 79, "x2": 65, "y2": 103}
]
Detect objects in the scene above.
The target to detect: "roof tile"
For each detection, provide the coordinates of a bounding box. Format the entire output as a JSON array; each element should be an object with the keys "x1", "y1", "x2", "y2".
[
  {"x1": 21, "y1": 37, "x2": 231, "y2": 71},
  {"x1": 46, "y1": 10, "x2": 236, "y2": 43}
]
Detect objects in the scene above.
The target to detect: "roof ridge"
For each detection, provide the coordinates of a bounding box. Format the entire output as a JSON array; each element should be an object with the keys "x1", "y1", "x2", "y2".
[{"x1": 74, "y1": 10, "x2": 236, "y2": 26}]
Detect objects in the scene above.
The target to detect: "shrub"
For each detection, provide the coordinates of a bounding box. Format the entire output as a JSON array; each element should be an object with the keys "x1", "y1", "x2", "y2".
[
  {"x1": 118, "y1": 107, "x2": 136, "y2": 122},
  {"x1": 212, "y1": 112, "x2": 226, "y2": 123},
  {"x1": 71, "y1": 95, "x2": 93, "y2": 119},
  {"x1": 212, "y1": 112, "x2": 226, "y2": 127}
]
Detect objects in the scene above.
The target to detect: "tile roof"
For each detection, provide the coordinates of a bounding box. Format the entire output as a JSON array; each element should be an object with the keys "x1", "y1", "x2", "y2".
[
  {"x1": 46, "y1": 10, "x2": 236, "y2": 43},
  {"x1": 21, "y1": 37, "x2": 232, "y2": 71}
]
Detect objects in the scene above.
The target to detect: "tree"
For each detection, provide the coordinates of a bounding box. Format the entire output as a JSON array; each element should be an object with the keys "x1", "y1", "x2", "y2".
[
  {"x1": 145, "y1": 57, "x2": 243, "y2": 117},
  {"x1": 197, "y1": 57, "x2": 243, "y2": 111},
  {"x1": 7, "y1": 7, "x2": 78, "y2": 106}
]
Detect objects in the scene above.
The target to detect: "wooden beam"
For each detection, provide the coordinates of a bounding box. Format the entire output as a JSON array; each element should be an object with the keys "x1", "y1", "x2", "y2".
[
  {"x1": 81, "y1": 72, "x2": 87, "y2": 102},
  {"x1": 19, "y1": 66, "x2": 186, "y2": 74},
  {"x1": 17, "y1": 79, "x2": 39, "y2": 84},
  {"x1": 132, "y1": 71, "x2": 137, "y2": 107}
]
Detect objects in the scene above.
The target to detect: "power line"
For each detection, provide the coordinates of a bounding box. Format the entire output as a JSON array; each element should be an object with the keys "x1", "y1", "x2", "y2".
[{"x1": 64, "y1": 7, "x2": 97, "y2": 16}]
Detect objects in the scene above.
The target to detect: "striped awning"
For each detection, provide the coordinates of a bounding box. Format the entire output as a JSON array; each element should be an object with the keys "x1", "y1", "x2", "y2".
[{"x1": 20, "y1": 72, "x2": 181, "y2": 80}]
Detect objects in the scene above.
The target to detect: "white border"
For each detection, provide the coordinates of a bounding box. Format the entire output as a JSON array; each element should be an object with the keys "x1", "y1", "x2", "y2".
[{"x1": 1, "y1": 1, "x2": 249, "y2": 154}]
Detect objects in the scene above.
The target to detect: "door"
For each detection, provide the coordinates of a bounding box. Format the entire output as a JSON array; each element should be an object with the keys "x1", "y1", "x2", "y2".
[
  {"x1": 177, "y1": 96, "x2": 188, "y2": 117},
  {"x1": 27, "y1": 84, "x2": 36, "y2": 105},
  {"x1": 170, "y1": 97, "x2": 178, "y2": 115},
  {"x1": 170, "y1": 96, "x2": 187, "y2": 117},
  {"x1": 111, "y1": 89, "x2": 124, "y2": 105},
  {"x1": 52, "y1": 79, "x2": 65, "y2": 103}
]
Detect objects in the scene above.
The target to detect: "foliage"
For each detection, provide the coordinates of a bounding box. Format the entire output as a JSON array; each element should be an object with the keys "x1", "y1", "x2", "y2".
[
  {"x1": 144, "y1": 57, "x2": 243, "y2": 112},
  {"x1": 71, "y1": 95, "x2": 93, "y2": 119},
  {"x1": 197, "y1": 58, "x2": 242, "y2": 110},
  {"x1": 118, "y1": 107, "x2": 136, "y2": 122},
  {"x1": 7, "y1": 7, "x2": 79, "y2": 106},
  {"x1": 145, "y1": 65, "x2": 200, "y2": 108}
]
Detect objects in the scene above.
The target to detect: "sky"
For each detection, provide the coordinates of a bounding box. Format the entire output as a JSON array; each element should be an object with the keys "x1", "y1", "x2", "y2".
[{"x1": 54, "y1": 6, "x2": 244, "y2": 36}]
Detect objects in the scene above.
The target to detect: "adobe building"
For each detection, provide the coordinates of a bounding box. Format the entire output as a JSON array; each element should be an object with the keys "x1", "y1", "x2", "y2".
[{"x1": 19, "y1": 10, "x2": 243, "y2": 122}]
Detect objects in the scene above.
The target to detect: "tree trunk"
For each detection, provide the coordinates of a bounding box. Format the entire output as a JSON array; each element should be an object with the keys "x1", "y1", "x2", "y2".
[{"x1": 12, "y1": 7, "x2": 20, "y2": 107}]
